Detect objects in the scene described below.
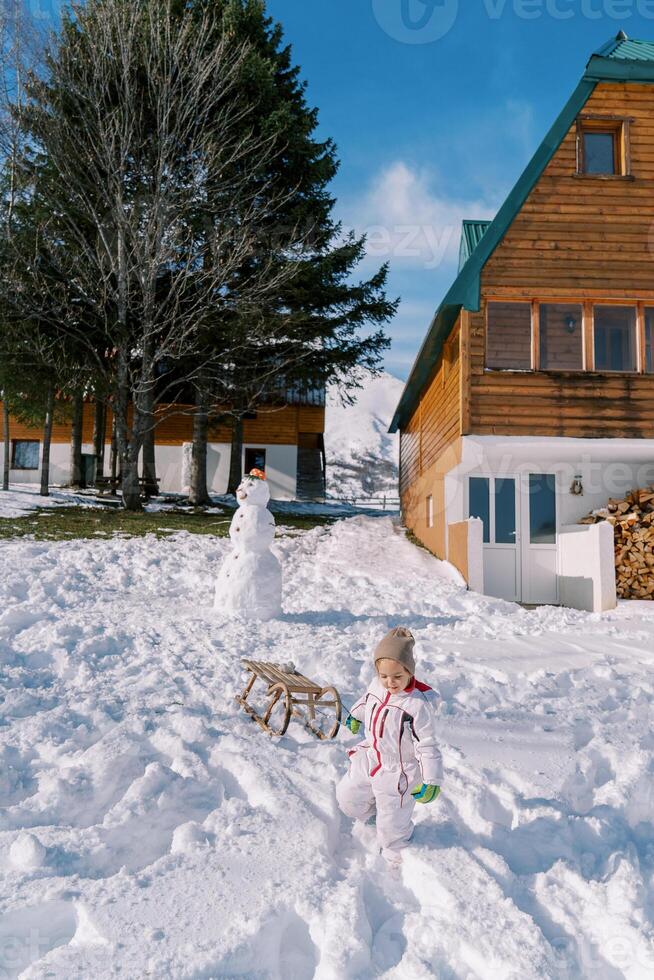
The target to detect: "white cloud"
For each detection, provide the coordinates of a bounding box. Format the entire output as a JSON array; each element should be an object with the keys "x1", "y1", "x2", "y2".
[{"x1": 342, "y1": 161, "x2": 496, "y2": 272}]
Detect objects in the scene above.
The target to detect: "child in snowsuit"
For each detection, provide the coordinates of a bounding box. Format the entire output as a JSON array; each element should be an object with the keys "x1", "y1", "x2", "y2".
[{"x1": 336, "y1": 627, "x2": 443, "y2": 864}]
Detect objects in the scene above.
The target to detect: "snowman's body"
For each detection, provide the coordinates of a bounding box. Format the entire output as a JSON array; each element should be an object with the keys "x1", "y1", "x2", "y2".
[{"x1": 214, "y1": 473, "x2": 282, "y2": 620}]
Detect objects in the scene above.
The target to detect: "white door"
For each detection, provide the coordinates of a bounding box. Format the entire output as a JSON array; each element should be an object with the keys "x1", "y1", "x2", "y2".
[
  {"x1": 520, "y1": 473, "x2": 559, "y2": 605},
  {"x1": 468, "y1": 476, "x2": 521, "y2": 602}
]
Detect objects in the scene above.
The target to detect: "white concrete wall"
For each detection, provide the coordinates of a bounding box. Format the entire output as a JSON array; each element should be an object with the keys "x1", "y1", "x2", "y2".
[
  {"x1": 157, "y1": 442, "x2": 297, "y2": 498},
  {"x1": 0, "y1": 441, "x2": 73, "y2": 486},
  {"x1": 467, "y1": 517, "x2": 484, "y2": 595},
  {"x1": 244, "y1": 444, "x2": 297, "y2": 501},
  {"x1": 558, "y1": 522, "x2": 617, "y2": 613},
  {"x1": 1, "y1": 438, "x2": 299, "y2": 500},
  {"x1": 440, "y1": 435, "x2": 652, "y2": 604},
  {"x1": 154, "y1": 443, "x2": 231, "y2": 494},
  {"x1": 445, "y1": 436, "x2": 654, "y2": 551},
  {"x1": 455, "y1": 435, "x2": 654, "y2": 508}
]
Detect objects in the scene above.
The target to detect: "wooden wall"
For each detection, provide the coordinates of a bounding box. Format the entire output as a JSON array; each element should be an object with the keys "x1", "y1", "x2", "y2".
[
  {"x1": 470, "y1": 82, "x2": 654, "y2": 439},
  {"x1": 0, "y1": 401, "x2": 96, "y2": 444},
  {"x1": 400, "y1": 322, "x2": 462, "y2": 496},
  {"x1": 399, "y1": 320, "x2": 463, "y2": 557},
  {"x1": 0, "y1": 401, "x2": 325, "y2": 447}
]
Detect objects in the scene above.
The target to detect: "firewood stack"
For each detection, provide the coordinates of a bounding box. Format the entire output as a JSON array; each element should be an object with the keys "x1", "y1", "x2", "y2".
[{"x1": 578, "y1": 487, "x2": 654, "y2": 599}]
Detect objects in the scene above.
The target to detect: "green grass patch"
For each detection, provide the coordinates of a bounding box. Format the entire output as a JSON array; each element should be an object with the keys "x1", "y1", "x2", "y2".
[{"x1": 0, "y1": 505, "x2": 336, "y2": 541}]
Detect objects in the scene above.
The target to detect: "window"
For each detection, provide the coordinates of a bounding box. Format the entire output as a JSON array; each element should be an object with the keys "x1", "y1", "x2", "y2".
[
  {"x1": 244, "y1": 447, "x2": 266, "y2": 474},
  {"x1": 11, "y1": 440, "x2": 40, "y2": 470},
  {"x1": 577, "y1": 116, "x2": 630, "y2": 177},
  {"x1": 468, "y1": 477, "x2": 516, "y2": 546},
  {"x1": 494, "y1": 479, "x2": 516, "y2": 544},
  {"x1": 469, "y1": 477, "x2": 490, "y2": 544},
  {"x1": 594, "y1": 306, "x2": 637, "y2": 372},
  {"x1": 486, "y1": 302, "x2": 532, "y2": 370},
  {"x1": 645, "y1": 309, "x2": 654, "y2": 374},
  {"x1": 426, "y1": 495, "x2": 433, "y2": 528},
  {"x1": 539, "y1": 303, "x2": 583, "y2": 371},
  {"x1": 529, "y1": 474, "x2": 556, "y2": 544},
  {"x1": 584, "y1": 132, "x2": 616, "y2": 174}
]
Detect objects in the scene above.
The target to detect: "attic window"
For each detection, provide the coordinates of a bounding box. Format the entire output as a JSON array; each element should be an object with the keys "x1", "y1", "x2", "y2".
[{"x1": 576, "y1": 116, "x2": 631, "y2": 177}]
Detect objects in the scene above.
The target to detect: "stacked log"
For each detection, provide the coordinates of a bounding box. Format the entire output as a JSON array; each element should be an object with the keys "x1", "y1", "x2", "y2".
[{"x1": 578, "y1": 487, "x2": 654, "y2": 599}]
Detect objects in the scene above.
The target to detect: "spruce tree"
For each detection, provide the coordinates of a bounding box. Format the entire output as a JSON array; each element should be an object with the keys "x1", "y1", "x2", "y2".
[{"x1": 183, "y1": 0, "x2": 396, "y2": 499}]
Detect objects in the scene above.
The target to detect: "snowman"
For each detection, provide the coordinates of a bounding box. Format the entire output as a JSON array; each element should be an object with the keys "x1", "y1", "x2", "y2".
[{"x1": 214, "y1": 468, "x2": 283, "y2": 620}]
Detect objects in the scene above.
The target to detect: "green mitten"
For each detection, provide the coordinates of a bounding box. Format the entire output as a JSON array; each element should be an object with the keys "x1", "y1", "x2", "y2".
[
  {"x1": 345, "y1": 715, "x2": 361, "y2": 735},
  {"x1": 411, "y1": 784, "x2": 441, "y2": 804}
]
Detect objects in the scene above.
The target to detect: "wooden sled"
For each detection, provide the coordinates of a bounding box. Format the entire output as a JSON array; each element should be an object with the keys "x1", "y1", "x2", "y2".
[{"x1": 237, "y1": 659, "x2": 342, "y2": 739}]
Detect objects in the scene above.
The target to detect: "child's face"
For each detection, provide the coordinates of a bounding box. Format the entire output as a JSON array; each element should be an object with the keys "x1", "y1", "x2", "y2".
[{"x1": 376, "y1": 658, "x2": 412, "y2": 694}]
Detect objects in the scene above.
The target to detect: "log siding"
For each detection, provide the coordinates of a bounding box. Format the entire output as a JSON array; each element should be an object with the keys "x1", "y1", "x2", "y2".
[
  {"x1": 400, "y1": 320, "x2": 462, "y2": 497},
  {"x1": 0, "y1": 401, "x2": 325, "y2": 447},
  {"x1": 470, "y1": 82, "x2": 654, "y2": 440}
]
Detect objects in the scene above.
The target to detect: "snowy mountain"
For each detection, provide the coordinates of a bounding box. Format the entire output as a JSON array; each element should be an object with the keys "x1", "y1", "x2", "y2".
[{"x1": 325, "y1": 369, "x2": 404, "y2": 499}]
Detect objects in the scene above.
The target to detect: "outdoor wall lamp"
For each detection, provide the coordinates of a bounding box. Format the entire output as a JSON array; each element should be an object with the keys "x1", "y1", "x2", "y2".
[
  {"x1": 565, "y1": 316, "x2": 577, "y2": 334},
  {"x1": 570, "y1": 475, "x2": 584, "y2": 496}
]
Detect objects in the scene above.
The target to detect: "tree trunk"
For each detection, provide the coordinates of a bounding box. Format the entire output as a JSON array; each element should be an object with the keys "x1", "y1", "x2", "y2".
[
  {"x1": 141, "y1": 388, "x2": 158, "y2": 498},
  {"x1": 115, "y1": 373, "x2": 142, "y2": 513},
  {"x1": 69, "y1": 390, "x2": 84, "y2": 488},
  {"x1": 93, "y1": 399, "x2": 106, "y2": 480},
  {"x1": 2, "y1": 396, "x2": 9, "y2": 491},
  {"x1": 122, "y1": 436, "x2": 142, "y2": 511},
  {"x1": 114, "y1": 216, "x2": 142, "y2": 510},
  {"x1": 40, "y1": 383, "x2": 54, "y2": 497},
  {"x1": 189, "y1": 388, "x2": 211, "y2": 506},
  {"x1": 227, "y1": 414, "x2": 244, "y2": 495},
  {"x1": 110, "y1": 413, "x2": 118, "y2": 484}
]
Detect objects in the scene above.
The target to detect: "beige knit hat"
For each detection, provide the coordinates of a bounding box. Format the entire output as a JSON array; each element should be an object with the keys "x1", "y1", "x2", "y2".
[{"x1": 373, "y1": 627, "x2": 416, "y2": 675}]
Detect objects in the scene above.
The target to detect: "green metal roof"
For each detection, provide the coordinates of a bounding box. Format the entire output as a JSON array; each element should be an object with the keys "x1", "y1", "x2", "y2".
[
  {"x1": 389, "y1": 33, "x2": 654, "y2": 434},
  {"x1": 458, "y1": 220, "x2": 492, "y2": 273},
  {"x1": 599, "y1": 34, "x2": 654, "y2": 61},
  {"x1": 585, "y1": 31, "x2": 654, "y2": 81}
]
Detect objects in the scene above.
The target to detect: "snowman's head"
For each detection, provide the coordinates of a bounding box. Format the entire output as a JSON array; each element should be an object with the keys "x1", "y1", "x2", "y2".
[{"x1": 236, "y1": 469, "x2": 271, "y2": 508}]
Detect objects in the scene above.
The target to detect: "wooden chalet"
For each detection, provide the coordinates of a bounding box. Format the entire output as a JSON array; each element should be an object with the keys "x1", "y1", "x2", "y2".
[
  {"x1": 0, "y1": 390, "x2": 326, "y2": 501},
  {"x1": 391, "y1": 33, "x2": 654, "y2": 605}
]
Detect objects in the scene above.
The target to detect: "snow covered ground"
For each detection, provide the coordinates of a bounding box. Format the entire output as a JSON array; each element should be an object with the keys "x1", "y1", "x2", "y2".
[
  {"x1": 0, "y1": 486, "x2": 101, "y2": 520},
  {"x1": 1, "y1": 515, "x2": 654, "y2": 978},
  {"x1": 325, "y1": 372, "x2": 403, "y2": 500}
]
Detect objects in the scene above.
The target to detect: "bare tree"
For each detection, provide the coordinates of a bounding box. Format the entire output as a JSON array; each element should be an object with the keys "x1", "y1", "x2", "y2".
[
  {"x1": 6, "y1": 0, "x2": 299, "y2": 509},
  {"x1": 0, "y1": 2, "x2": 51, "y2": 494}
]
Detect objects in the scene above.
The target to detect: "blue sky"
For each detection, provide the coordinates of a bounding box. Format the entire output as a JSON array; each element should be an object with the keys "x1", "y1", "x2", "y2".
[{"x1": 265, "y1": 0, "x2": 654, "y2": 379}]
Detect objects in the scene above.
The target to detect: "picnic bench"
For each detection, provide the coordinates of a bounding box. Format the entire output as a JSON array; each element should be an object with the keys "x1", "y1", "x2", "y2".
[
  {"x1": 95, "y1": 476, "x2": 159, "y2": 498},
  {"x1": 237, "y1": 659, "x2": 342, "y2": 739}
]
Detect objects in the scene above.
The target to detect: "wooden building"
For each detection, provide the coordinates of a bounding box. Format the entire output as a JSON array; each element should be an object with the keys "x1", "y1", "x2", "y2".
[
  {"x1": 0, "y1": 392, "x2": 326, "y2": 501},
  {"x1": 391, "y1": 33, "x2": 654, "y2": 604}
]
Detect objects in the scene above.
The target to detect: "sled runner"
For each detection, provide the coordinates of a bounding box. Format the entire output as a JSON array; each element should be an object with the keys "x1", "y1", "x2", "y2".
[{"x1": 237, "y1": 660, "x2": 342, "y2": 739}]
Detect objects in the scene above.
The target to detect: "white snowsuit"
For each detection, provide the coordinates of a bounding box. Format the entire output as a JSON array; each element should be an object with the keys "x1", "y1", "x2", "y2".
[{"x1": 336, "y1": 676, "x2": 443, "y2": 852}]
